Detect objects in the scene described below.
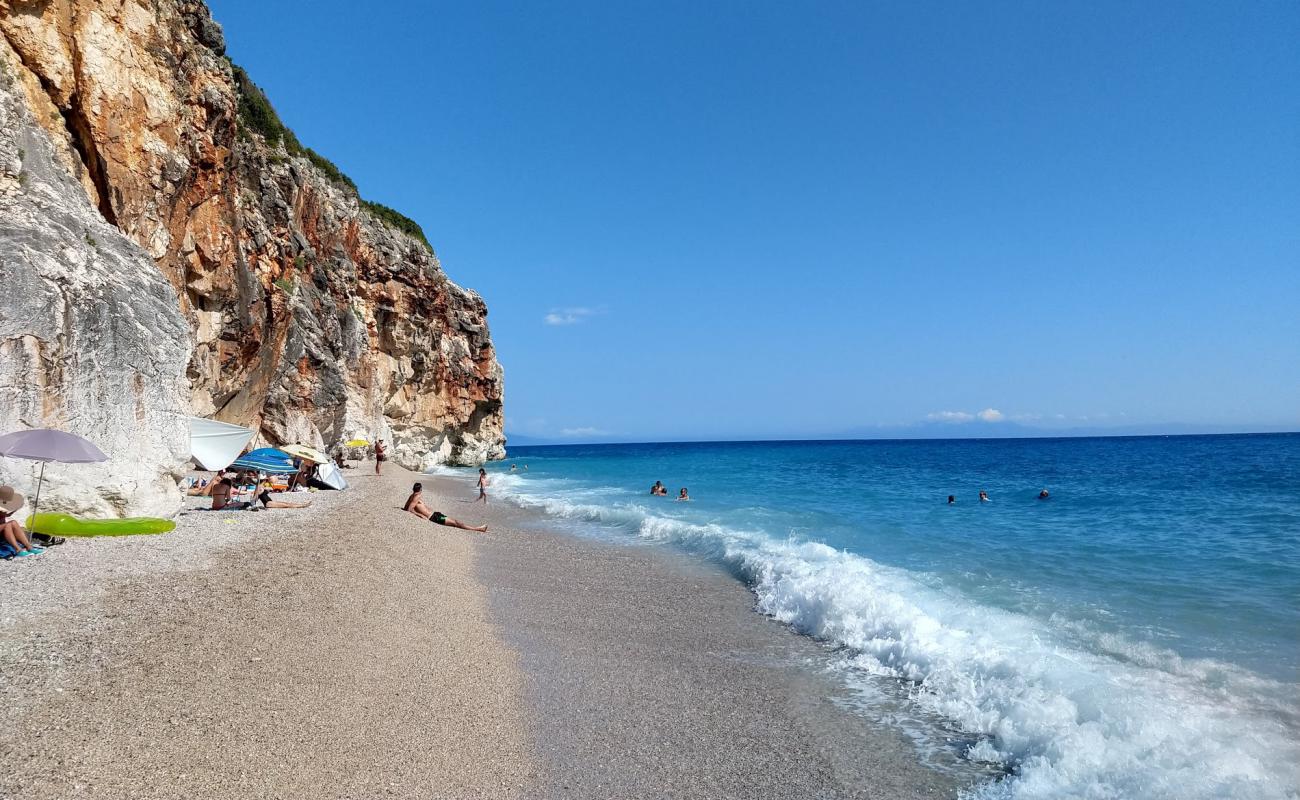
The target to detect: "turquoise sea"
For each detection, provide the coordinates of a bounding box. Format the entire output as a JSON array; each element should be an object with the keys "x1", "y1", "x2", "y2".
[{"x1": 439, "y1": 434, "x2": 1300, "y2": 799}]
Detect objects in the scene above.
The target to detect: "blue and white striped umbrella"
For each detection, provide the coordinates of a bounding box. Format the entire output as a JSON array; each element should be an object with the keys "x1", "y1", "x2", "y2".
[{"x1": 229, "y1": 447, "x2": 295, "y2": 473}]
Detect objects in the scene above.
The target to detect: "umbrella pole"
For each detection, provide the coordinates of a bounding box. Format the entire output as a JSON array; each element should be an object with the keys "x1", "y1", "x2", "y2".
[{"x1": 31, "y1": 461, "x2": 45, "y2": 531}]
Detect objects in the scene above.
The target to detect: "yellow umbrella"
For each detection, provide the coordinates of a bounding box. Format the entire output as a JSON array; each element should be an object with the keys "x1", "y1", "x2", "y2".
[
  {"x1": 345, "y1": 439, "x2": 369, "y2": 447},
  {"x1": 281, "y1": 443, "x2": 330, "y2": 464}
]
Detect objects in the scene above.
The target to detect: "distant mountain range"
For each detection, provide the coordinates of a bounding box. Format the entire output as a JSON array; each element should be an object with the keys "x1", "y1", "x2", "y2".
[{"x1": 505, "y1": 423, "x2": 1297, "y2": 447}]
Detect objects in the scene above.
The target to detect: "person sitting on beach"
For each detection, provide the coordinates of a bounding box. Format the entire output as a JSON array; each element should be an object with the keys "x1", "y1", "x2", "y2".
[
  {"x1": 404, "y1": 483, "x2": 435, "y2": 519},
  {"x1": 288, "y1": 459, "x2": 316, "y2": 492},
  {"x1": 403, "y1": 483, "x2": 488, "y2": 532},
  {"x1": 979, "y1": 490, "x2": 990, "y2": 503},
  {"x1": 0, "y1": 486, "x2": 42, "y2": 557},
  {"x1": 209, "y1": 476, "x2": 235, "y2": 510},
  {"x1": 677, "y1": 488, "x2": 690, "y2": 501},
  {"x1": 256, "y1": 481, "x2": 311, "y2": 510}
]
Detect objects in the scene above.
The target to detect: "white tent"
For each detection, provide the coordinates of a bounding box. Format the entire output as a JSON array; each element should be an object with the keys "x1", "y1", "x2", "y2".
[
  {"x1": 189, "y1": 417, "x2": 255, "y2": 471},
  {"x1": 315, "y1": 461, "x2": 348, "y2": 491}
]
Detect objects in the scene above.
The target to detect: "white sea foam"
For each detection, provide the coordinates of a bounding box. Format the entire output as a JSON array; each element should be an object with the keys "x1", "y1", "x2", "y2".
[{"x1": 464, "y1": 471, "x2": 1300, "y2": 799}]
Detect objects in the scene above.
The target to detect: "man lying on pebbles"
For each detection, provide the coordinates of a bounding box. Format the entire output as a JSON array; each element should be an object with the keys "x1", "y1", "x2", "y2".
[{"x1": 403, "y1": 482, "x2": 489, "y2": 533}]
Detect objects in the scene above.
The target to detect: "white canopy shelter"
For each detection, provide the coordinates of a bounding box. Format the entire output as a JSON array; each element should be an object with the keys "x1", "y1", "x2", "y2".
[{"x1": 189, "y1": 417, "x2": 255, "y2": 471}]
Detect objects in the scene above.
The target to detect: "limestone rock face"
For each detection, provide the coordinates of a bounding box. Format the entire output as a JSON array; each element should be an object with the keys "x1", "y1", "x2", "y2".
[
  {"x1": 0, "y1": 36, "x2": 191, "y2": 518},
  {"x1": 0, "y1": 0, "x2": 505, "y2": 470}
]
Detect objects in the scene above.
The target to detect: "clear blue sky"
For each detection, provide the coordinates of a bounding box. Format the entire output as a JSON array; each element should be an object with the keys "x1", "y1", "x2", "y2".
[{"x1": 209, "y1": 0, "x2": 1299, "y2": 442}]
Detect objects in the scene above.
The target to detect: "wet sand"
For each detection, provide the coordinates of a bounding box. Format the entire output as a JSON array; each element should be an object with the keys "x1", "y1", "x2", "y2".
[
  {"x1": 0, "y1": 464, "x2": 971, "y2": 799},
  {"x1": 424, "y1": 471, "x2": 971, "y2": 799}
]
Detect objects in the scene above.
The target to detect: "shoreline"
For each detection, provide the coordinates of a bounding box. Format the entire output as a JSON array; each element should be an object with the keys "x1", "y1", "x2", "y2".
[{"x1": 1, "y1": 464, "x2": 973, "y2": 798}]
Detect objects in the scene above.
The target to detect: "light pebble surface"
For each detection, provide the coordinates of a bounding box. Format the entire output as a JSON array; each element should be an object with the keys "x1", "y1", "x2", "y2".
[
  {"x1": 0, "y1": 466, "x2": 535, "y2": 799},
  {"x1": 1, "y1": 465, "x2": 970, "y2": 799}
]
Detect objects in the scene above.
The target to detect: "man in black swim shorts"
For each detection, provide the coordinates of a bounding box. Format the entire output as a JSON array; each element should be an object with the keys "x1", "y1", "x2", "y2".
[{"x1": 403, "y1": 483, "x2": 489, "y2": 532}]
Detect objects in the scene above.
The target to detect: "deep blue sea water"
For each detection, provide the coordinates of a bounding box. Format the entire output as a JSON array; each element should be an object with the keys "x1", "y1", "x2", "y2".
[{"x1": 437, "y1": 434, "x2": 1300, "y2": 799}]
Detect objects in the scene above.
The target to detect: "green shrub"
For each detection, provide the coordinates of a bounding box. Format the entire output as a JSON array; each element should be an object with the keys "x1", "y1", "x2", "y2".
[
  {"x1": 231, "y1": 64, "x2": 290, "y2": 149},
  {"x1": 231, "y1": 64, "x2": 351, "y2": 188},
  {"x1": 230, "y1": 62, "x2": 429, "y2": 252},
  {"x1": 361, "y1": 200, "x2": 431, "y2": 251},
  {"x1": 273, "y1": 276, "x2": 296, "y2": 295},
  {"x1": 302, "y1": 147, "x2": 356, "y2": 192}
]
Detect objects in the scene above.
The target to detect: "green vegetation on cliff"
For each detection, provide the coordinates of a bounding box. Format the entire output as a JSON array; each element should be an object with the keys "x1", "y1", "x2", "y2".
[
  {"x1": 359, "y1": 201, "x2": 432, "y2": 250},
  {"x1": 229, "y1": 61, "x2": 432, "y2": 252}
]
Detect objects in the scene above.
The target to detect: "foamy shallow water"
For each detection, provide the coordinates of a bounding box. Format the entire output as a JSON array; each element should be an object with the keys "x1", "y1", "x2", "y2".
[{"x1": 434, "y1": 435, "x2": 1300, "y2": 798}]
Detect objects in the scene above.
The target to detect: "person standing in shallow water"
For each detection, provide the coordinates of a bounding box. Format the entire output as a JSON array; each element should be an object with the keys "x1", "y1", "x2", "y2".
[
  {"x1": 477, "y1": 468, "x2": 489, "y2": 503},
  {"x1": 374, "y1": 440, "x2": 387, "y2": 475}
]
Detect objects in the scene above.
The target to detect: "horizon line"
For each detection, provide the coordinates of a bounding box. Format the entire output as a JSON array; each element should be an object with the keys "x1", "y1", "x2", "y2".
[{"x1": 503, "y1": 429, "x2": 1300, "y2": 448}]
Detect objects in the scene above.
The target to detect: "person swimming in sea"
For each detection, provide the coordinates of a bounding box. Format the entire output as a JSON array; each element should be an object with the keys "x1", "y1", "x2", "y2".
[
  {"x1": 404, "y1": 483, "x2": 489, "y2": 532},
  {"x1": 677, "y1": 488, "x2": 690, "y2": 501},
  {"x1": 651, "y1": 481, "x2": 668, "y2": 496},
  {"x1": 979, "y1": 490, "x2": 990, "y2": 503},
  {"x1": 947, "y1": 495, "x2": 956, "y2": 504},
  {"x1": 1038, "y1": 489, "x2": 1050, "y2": 499}
]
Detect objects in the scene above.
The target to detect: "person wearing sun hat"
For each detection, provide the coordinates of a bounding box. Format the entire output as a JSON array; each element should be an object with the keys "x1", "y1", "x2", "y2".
[{"x1": 0, "y1": 485, "x2": 43, "y2": 558}]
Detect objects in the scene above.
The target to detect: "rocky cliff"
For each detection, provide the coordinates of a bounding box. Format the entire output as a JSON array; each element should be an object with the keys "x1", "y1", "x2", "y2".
[
  {"x1": 0, "y1": 31, "x2": 191, "y2": 518},
  {"x1": 0, "y1": 0, "x2": 505, "y2": 506}
]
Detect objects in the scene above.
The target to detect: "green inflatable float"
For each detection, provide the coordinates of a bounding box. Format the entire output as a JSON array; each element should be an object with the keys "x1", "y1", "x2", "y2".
[{"x1": 28, "y1": 513, "x2": 175, "y2": 538}]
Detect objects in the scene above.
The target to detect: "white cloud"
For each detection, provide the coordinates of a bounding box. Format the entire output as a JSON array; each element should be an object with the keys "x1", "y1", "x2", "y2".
[
  {"x1": 927, "y1": 408, "x2": 1006, "y2": 424},
  {"x1": 927, "y1": 411, "x2": 975, "y2": 423},
  {"x1": 558, "y1": 426, "x2": 608, "y2": 437},
  {"x1": 544, "y1": 307, "x2": 598, "y2": 326}
]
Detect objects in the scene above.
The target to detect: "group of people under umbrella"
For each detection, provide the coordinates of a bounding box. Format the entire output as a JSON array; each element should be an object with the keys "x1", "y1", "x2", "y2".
[
  {"x1": 0, "y1": 426, "x2": 360, "y2": 556},
  {"x1": 189, "y1": 442, "x2": 357, "y2": 511},
  {"x1": 1, "y1": 425, "x2": 491, "y2": 558}
]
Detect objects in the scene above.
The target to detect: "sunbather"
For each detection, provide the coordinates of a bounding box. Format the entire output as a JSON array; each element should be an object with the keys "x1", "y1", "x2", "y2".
[
  {"x1": 257, "y1": 482, "x2": 311, "y2": 509},
  {"x1": 0, "y1": 486, "x2": 43, "y2": 557},
  {"x1": 403, "y1": 483, "x2": 488, "y2": 532},
  {"x1": 209, "y1": 477, "x2": 235, "y2": 509}
]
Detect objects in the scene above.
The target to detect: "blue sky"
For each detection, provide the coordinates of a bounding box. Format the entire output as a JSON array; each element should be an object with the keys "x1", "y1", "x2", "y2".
[{"x1": 210, "y1": 0, "x2": 1299, "y2": 442}]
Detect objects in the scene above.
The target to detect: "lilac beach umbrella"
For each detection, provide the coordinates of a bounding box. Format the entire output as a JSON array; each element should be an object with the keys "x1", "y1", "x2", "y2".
[{"x1": 0, "y1": 428, "x2": 109, "y2": 524}]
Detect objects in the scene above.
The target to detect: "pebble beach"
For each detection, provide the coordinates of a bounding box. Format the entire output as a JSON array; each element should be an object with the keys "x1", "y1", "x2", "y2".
[{"x1": 0, "y1": 464, "x2": 968, "y2": 799}]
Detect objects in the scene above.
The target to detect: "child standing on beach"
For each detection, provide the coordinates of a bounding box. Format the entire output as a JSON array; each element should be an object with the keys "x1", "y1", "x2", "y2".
[{"x1": 477, "y1": 468, "x2": 489, "y2": 503}]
